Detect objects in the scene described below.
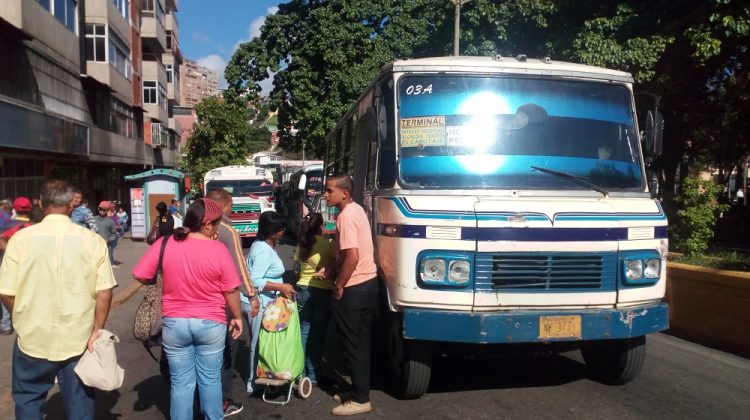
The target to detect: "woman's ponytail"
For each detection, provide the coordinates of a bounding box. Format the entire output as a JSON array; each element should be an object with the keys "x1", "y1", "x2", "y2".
[{"x1": 298, "y1": 213, "x2": 323, "y2": 261}]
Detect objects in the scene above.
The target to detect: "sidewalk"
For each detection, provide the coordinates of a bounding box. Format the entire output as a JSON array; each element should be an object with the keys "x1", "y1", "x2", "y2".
[{"x1": 0, "y1": 237, "x2": 346, "y2": 419}]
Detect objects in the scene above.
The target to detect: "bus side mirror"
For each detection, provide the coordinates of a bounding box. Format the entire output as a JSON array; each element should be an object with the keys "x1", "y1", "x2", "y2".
[
  {"x1": 374, "y1": 85, "x2": 387, "y2": 144},
  {"x1": 644, "y1": 111, "x2": 663, "y2": 157},
  {"x1": 297, "y1": 174, "x2": 307, "y2": 190}
]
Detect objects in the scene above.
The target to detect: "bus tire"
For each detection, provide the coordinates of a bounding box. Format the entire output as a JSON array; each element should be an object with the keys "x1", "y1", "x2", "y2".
[
  {"x1": 581, "y1": 335, "x2": 646, "y2": 385},
  {"x1": 389, "y1": 316, "x2": 432, "y2": 399}
]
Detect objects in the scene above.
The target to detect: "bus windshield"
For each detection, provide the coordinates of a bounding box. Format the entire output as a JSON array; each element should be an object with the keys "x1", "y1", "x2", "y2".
[
  {"x1": 397, "y1": 75, "x2": 643, "y2": 191},
  {"x1": 205, "y1": 180, "x2": 273, "y2": 197}
]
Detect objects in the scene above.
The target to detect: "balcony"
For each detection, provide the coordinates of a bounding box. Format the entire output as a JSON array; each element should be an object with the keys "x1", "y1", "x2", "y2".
[
  {"x1": 166, "y1": 0, "x2": 179, "y2": 13},
  {"x1": 0, "y1": 0, "x2": 79, "y2": 70},
  {"x1": 165, "y1": 11, "x2": 179, "y2": 41},
  {"x1": 168, "y1": 116, "x2": 182, "y2": 133},
  {"x1": 142, "y1": 60, "x2": 168, "y2": 123},
  {"x1": 84, "y1": 0, "x2": 130, "y2": 47},
  {"x1": 140, "y1": 6, "x2": 166, "y2": 54},
  {"x1": 162, "y1": 55, "x2": 180, "y2": 104},
  {"x1": 85, "y1": 62, "x2": 132, "y2": 102}
]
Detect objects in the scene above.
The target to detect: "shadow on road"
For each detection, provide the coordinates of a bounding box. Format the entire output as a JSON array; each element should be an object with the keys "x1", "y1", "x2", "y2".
[
  {"x1": 424, "y1": 353, "x2": 587, "y2": 394},
  {"x1": 132, "y1": 375, "x2": 169, "y2": 417},
  {"x1": 44, "y1": 389, "x2": 123, "y2": 419}
]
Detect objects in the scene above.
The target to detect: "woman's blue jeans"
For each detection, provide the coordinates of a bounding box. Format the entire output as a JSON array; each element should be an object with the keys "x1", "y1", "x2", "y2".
[
  {"x1": 297, "y1": 286, "x2": 332, "y2": 383},
  {"x1": 162, "y1": 317, "x2": 226, "y2": 420}
]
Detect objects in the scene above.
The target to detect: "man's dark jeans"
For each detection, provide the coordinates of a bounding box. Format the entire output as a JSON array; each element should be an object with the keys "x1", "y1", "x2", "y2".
[
  {"x1": 331, "y1": 278, "x2": 378, "y2": 404},
  {"x1": 12, "y1": 340, "x2": 95, "y2": 419}
]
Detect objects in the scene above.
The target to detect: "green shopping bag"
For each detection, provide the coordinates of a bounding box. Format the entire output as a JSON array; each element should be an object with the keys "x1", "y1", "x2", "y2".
[{"x1": 256, "y1": 297, "x2": 304, "y2": 380}]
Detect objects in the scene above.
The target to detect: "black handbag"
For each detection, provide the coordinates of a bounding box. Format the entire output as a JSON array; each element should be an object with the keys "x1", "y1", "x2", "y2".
[{"x1": 146, "y1": 218, "x2": 160, "y2": 245}]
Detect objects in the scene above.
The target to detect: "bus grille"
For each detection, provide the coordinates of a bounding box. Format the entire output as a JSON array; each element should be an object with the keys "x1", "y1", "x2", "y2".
[{"x1": 474, "y1": 253, "x2": 617, "y2": 291}]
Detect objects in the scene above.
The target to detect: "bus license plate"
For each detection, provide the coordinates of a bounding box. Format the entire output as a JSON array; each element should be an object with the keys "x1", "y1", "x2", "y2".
[{"x1": 539, "y1": 315, "x2": 581, "y2": 339}]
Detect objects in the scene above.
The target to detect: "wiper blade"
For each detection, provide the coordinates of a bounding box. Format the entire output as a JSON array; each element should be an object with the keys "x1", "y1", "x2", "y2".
[{"x1": 530, "y1": 165, "x2": 609, "y2": 197}]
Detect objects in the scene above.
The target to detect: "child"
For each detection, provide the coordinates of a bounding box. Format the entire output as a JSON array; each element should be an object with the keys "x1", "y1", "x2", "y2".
[{"x1": 293, "y1": 213, "x2": 336, "y2": 384}]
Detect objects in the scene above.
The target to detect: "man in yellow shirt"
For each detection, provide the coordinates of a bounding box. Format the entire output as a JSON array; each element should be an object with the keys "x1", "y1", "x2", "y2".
[{"x1": 0, "y1": 179, "x2": 117, "y2": 419}]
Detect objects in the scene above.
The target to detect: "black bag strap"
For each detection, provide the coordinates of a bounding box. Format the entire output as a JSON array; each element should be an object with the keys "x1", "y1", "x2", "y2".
[
  {"x1": 146, "y1": 234, "x2": 170, "y2": 285},
  {"x1": 156, "y1": 234, "x2": 169, "y2": 273}
]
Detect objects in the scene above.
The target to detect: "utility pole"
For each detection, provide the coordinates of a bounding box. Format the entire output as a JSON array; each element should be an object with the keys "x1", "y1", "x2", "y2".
[{"x1": 451, "y1": 0, "x2": 472, "y2": 56}]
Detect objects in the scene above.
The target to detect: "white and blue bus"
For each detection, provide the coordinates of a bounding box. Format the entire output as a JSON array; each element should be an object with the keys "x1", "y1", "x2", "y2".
[{"x1": 323, "y1": 56, "x2": 667, "y2": 398}]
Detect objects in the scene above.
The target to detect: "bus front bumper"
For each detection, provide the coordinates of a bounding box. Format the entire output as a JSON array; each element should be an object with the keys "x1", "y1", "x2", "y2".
[{"x1": 402, "y1": 302, "x2": 668, "y2": 344}]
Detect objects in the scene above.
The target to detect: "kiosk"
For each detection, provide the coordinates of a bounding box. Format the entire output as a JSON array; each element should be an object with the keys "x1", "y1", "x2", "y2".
[{"x1": 124, "y1": 169, "x2": 185, "y2": 241}]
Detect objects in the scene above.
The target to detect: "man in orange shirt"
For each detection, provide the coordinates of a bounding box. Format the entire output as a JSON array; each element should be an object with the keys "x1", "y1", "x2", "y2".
[{"x1": 323, "y1": 174, "x2": 377, "y2": 416}]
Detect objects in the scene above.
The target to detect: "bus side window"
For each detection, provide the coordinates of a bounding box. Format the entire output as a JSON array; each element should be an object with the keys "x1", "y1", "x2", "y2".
[
  {"x1": 344, "y1": 116, "x2": 357, "y2": 175},
  {"x1": 378, "y1": 79, "x2": 396, "y2": 188}
]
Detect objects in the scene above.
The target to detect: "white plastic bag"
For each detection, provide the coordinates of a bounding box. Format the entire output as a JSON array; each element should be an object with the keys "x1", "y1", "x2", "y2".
[{"x1": 74, "y1": 330, "x2": 125, "y2": 391}]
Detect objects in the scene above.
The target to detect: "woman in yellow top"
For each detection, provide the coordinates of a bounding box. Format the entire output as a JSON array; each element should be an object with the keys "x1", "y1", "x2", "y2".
[{"x1": 294, "y1": 213, "x2": 336, "y2": 384}]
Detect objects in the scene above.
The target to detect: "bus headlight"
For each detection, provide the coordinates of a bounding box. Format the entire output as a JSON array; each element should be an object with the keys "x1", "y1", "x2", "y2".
[
  {"x1": 625, "y1": 259, "x2": 643, "y2": 280},
  {"x1": 418, "y1": 252, "x2": 473, "y2": 288},
  {"x1": 421, "y1": 259, "x2": 446, "y2": 283},
  {"x1": 621, "y1": 251, "x2": 661, "y2": 286},
  {"x1": 644, "y1": 258, "x2": 661, "y2": 278},
  {"x1": 448, "y1": 260, "x2": 470, "y2": 284}
]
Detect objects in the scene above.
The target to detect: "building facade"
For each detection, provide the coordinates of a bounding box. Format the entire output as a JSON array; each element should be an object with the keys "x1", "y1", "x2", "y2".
[
  {"x1": 179, "y1": 58, "x2": 219, "y2": 107},
  {"x1": 0, "y1": 0, "x2": 181, "y2": 204}
]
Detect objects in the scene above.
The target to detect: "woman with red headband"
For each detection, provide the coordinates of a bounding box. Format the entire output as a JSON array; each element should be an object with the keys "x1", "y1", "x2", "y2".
[{"x1": 133, "y1": 198, "x2": 243, "y2": 420}]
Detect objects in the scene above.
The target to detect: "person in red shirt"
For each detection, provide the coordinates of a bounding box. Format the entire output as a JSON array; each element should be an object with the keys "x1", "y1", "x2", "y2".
[{"x1": 133, "y1": 198, "x2": 243, "y2": 420}]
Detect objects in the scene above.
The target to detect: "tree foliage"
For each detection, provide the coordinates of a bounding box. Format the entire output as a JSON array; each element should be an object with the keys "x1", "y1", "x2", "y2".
[
  {"x1": 181, "y1": 97, "x2": 249, "y2": 186},
  {"x1": 671, "y1": 177, "x2": 728, "y2": 255},
  {"x1": 225, "y1": 0, "x2": 749, "y2": 201}
]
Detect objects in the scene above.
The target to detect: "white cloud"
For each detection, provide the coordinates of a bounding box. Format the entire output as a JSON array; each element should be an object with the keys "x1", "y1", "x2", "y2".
[
  {"x1": 249, "y1": 6, "x2": 279, "y2": 39},
  {"x1": 258, "y1": 71, "x2": 276, "y2": 96},
  {"x1": 196, "y1": 54, "x2": 228, "y2": 89}
]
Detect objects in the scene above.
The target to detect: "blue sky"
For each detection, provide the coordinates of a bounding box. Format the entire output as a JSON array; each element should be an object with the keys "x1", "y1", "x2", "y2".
[{"x1": 177, "y1": 0, "x2": 281, "y2": 90}]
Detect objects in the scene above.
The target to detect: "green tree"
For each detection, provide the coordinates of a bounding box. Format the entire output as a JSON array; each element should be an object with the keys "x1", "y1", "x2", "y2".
[
  {"x1": 181, "y1": 97, "x2": 249, "y2": 187},
  {"x1": 671, "y1": 177, "x2": 728, "y2": 255},
  {"x1": 246, "y1": 126, "x2": 272, "y2": 155}
]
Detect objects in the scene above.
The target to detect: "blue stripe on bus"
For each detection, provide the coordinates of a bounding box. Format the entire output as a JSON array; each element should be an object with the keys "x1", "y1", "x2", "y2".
[
  {"x1": 389, "y1": 197, "x2": 667, "y2": 223},
  {"x1": 378, "y1": 223, "x2": 668, "y2": 241}
]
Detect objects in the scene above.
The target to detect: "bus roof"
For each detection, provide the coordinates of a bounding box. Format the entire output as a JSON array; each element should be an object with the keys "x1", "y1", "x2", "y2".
[{"x1": 384, "y1": 55, "x2": 634, "y2": 84}]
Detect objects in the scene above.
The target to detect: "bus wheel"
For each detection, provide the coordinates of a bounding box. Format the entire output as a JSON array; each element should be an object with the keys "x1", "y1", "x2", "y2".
[
  {"x1": 388, "y1": 316, "x2": 432, "y2": 399},
  {"x1": 581, "y1": 336, "x2": 646, "y2": 385}
]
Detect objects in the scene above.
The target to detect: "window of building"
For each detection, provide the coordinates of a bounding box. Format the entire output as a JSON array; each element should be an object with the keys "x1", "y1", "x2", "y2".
[
  {"x1": 143, "y1": 80, "x2": 157, "y2": 104},
  {"x1": 54, "y1": 0, "x2": 76, "y2": 32},
  {"x1": 112, "y1": 0, "x2": 129, "y2": 20},
  {"x1": 36, "y1": 0, "x2": 51, "y2": 9},
  {"x1": 166, "y1": 30, "x2": 172, "y2": 50},
  {"x1": 110, "y1": 98, "x2": 135, "y2": 138},
  {"x1": 85, "y1": 24, "x2": 107, "y2": 62},
  {"x1": 108, "y1": 32, "x2": 131, "y2": 78},
  {"x1": 37, "y1": 0, "x2": 76, "y2": 32},
  {"x1": 141, "y1": 0, "x2": 164, "y2": 25},
  {"x1": 159, "y1": 83, "x2": 167, "y2": 110},
  {"x1": 166, "y1": 64, "x2": 173, "y2": 83}
]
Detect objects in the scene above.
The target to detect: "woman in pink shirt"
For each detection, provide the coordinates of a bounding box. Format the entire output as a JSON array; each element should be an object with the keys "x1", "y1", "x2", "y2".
[{"x1": 133, "y1": 198, "x2": 243, "y2": 420}]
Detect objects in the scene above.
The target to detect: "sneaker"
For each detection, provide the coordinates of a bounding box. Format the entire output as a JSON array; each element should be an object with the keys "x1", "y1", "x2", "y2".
[
  {"x1": 332, "y1": 400, "x2": 372, "y2": 416},
  {"x1": 223, "y1": 399, "x2": 243, "y2": 417},
  {"x1": 332, "y1": 391, "x2": 352, "y2": 403},
  {"x1": 0, "y1": 328, "x2": 13, "y2": 336}
]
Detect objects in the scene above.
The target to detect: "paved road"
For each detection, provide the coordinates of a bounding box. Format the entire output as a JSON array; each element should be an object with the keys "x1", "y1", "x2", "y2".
[{"x1": 1, "y1": 237, "x2": 748, "y2": 419}]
